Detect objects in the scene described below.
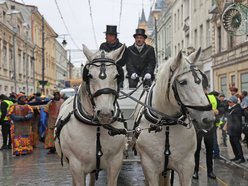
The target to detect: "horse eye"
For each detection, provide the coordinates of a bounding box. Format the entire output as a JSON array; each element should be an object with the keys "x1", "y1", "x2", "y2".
[
  {"x1": 114, "y1": 74, "x2": 120, "y2": 79},
  {"x1": 178, "y1": 80, "x2": 187, "y2": 85},
  {"x1": 87, "y1": 74, "x2": 93, "y2": 79}
]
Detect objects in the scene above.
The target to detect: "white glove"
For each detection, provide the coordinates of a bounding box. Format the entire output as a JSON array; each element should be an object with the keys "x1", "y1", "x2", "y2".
[
  {"x1": 144, "y1": 73, "x2": 151, "y2": 80},
  {"x1": 131, "y1": 73, "x2": 138, "y2": 80}
]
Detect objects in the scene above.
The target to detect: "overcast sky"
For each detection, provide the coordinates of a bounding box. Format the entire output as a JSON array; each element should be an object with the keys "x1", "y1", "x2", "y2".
[{"x1": 16, "y1": 0, "x2": 152, "y2": 51}]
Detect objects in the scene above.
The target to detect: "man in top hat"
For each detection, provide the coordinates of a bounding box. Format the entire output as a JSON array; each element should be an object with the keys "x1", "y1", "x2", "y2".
[
  {"x1": 99, "y1": 25, "x2": 128, "y2": 88},
  {"x1": 99, "y1": 25, "x2": 127, "y2": 67},
  {"x1": 126, "y1": 28, "x2": 156, "y2": 88}
]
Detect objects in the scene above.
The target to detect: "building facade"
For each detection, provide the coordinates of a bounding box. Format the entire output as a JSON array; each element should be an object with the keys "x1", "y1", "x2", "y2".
[
  {"x1": 55, "y1": 40, "x2": 68, "y2": 90},
  {"x1": 0, "y1": 0, "x2": 35, "y2": 95},
  {"x1": 211, "y1": 0, "x2": 248, "y2": 96}
]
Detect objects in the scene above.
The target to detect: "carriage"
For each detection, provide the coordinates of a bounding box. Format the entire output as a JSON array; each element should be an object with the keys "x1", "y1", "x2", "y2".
[{"x1": 54, "y1": 44, "x2": 215, "y2": 186}]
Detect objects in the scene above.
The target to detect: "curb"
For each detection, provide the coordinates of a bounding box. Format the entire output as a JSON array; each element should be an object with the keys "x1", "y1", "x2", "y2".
[{"x1": 219, "y1": 154, "x2": 248, "y2": 171}]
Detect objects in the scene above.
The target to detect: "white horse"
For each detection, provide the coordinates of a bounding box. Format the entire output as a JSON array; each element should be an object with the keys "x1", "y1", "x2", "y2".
[
  {"x1": 134, "y1": 48, "x2": 215, "y2": 186},
  {"x1": 55, "y1": 44, "x2": 127, "y2": 186}
]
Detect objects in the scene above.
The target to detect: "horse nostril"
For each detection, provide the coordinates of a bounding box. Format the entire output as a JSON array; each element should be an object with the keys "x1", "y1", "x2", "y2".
[
  {"x1": 202, "y1": 118, "x2": 211, "y2": 125},
  {"x1": 202, "y1": 117, "x2": 214, "y2": 125},
  {"x1": 111, "y1": 110, "x2": 114, "y2": 116},
  {"x1": 96, "y1": 110, "x2": 100, "y2": 116}
]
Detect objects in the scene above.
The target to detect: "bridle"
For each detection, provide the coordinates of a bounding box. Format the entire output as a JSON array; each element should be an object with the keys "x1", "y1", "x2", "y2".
[
  {"x1": 170, "y1": 63, "x2": 212, "y2": 115},
  {"x1": 82, "y1": 57, "x2": 123, "y2": 108}
]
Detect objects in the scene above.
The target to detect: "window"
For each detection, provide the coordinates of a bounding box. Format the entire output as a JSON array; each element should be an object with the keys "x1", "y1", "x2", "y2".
[
  {"x1": 206, "y1": 20, "x2": 211, "y2": 47},
  {"x1": 231, "y1": 74, "x2": 235, "y2": 86},
  {"x1": 217, "y1": 27, "x2": 221, "y2": 53},
  {"x1": 204, "y1": 70, "x2": 210, "y2": 89},
  {"x1": 174, "y1": 13, "x2": 177, "y2": 32},
  {"x1": 194, "y1": 0, "x2": 198, "y2": 11},
  {"x1": 186, "y1": 34, "x2": 189, "y2": 47},
  {"x1": 241, "y1": 73, "x2": 248, "y2": 91},
  {"x1": 228, "y1": 35, "x2": 233, "y2": 50},
  {"x1": 181, "y1": 5, "x2": 183, "y2": 26},
  {"x1": 3, "y1": 43, "x2": 7, "y2": 68},
  {"x1": 194, "y1": 29, "x2": 198, "y2": 48},
  {"x1": 200, "y1": 25, "x2": 203, "y2": 48},
  {"x1": 220, "y1": 76, "x2": 227, "y2": 96},
  {"x1": 178, "y1": 9, "x2": 180, "y2": 29}
]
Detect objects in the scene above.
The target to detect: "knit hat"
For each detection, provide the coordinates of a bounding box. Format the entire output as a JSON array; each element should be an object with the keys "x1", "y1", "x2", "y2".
[{"x1": 227, "y1": 96, "x2": 238, "y2": 103}]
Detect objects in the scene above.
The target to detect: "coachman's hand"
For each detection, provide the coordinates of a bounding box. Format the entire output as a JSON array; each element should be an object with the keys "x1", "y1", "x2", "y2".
[
  {"x1": 131, "y1": 73, "x2": 138, "y2": 80},
  {"x1": 144, "y1": 73, "x2": 151, "y2": 80}
]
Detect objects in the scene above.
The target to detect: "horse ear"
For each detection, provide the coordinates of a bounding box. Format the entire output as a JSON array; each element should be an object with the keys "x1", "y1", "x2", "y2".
[
  {"x1": 188, "y1": 47, "x2": 201, "y2": 64},
  {"x1": 170, "y1": 50, "x2": 182, "y2": 72},
  {"x1": 82, "y1": 44, "x2": 94, "y2": 62},
  {"x1": 108, "y1": 44, "x2": 126, "y2": 62}
]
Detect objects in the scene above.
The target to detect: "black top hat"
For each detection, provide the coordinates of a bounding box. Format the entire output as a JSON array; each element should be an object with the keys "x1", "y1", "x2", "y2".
[
  {"x1": 104, "y1": 25, "x2": 119, "y2": 35},
  {"x1": 133, "y1": 28, "x2": 147, "y2": 39}
]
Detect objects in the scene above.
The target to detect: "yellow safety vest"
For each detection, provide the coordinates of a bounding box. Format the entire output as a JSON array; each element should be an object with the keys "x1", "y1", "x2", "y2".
[
  {"x1": 207, "y1": 94, "x2": 217, "y2": 110},
  {"x1": 207, "y1": 94, "x2": 222, "y2": 126},
  {"x1": 0, "y1": 100, "x2": 13, "y2": 121}
]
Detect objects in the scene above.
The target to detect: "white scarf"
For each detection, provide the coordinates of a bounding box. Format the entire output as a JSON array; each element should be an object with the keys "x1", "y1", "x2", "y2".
[{"x1": 135, "y1": 44, "x2": 144, "y2": 52}]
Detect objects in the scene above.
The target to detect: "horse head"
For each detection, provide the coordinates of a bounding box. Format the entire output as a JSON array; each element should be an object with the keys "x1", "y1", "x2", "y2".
[
  {"x1": 81, "y1": 44, "x2": 125, "y2": 124},
  {"x1": 158, "y1": 48, "x2": 215, "y2": 131}
]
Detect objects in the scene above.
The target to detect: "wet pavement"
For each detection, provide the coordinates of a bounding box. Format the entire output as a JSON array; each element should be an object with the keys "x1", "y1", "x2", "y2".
[
  {"x1": 0, "y1": 141, "x2": 248, "y2": 186},
  {"x1": 0, "y1": 126, "x2": 248, "y2": 185}
]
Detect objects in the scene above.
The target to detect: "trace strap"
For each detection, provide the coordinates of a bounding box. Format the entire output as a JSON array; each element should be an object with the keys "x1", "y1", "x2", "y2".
[
  {"x1": 162, "y1": 126, "x2": 171, "y2": 177},
  {"x1": 95, "y1": 127, "x2": 103, "y2": 180}
]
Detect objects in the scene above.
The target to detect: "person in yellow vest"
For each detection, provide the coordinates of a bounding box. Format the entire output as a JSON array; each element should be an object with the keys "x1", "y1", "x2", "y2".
[
  {"x1": 208, "y1": 91, "x2": 222, "y2": 159},
  {"x1": 193, "y1": 87, "x2": 218, "y2": 179},
  {"x1": 0, "y1": 94, "x2": 14, "y2": 150}
]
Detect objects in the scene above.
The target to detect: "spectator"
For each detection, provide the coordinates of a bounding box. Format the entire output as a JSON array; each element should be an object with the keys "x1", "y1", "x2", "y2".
[
  {"x1": 9, "y1": 92, "x2": 16, "y2": 103},
  {"x1": 209, "y1": 90, "x2": 221, "y2": 159},
  {"x1": 193, "y1": 87, "x2": 217, "y2": 180},
  {"x1": 0, "y1": 94, "x2": 14, "y2": 150},
  {"x1": 218, "y1": 93, "x2": 229, "y2": 147},
  {"x1": 240, "y1": 91, "x2": 248, "y2": 147},
  {"x1": 126, "y1": 28, "x2": 156, "y2": 88},
  {"x1": 44, "y1": 91, "x2": 64, "y2": 154},
  {"x1": 99, "y1": 25, "x2": 128, "y2": 88},
  {"x1": 229, "y1": 85, "x2": 241, "y2": 102},
  {"x1": 227, "y1": 96, "x2": 245, "y2": 163},
  {"x1": 8, "y1": 93, "x2": 34, "y2": 156}
]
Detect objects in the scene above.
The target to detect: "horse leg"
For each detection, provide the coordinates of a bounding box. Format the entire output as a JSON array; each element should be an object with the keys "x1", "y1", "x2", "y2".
[
  {"x1": 176, "y1": 163, "x2": 194, "y2": 186},
  {"x1": 69, "y1": 158, "x2": 85, "y2": 186},
  {"x1": 140, "y1": 155, "x2": 160, "y2": 186},
  {"x1": 89, "y1": 173, "x2": 95, "y2": 186},
  {"x1": 106, "y1": 153, "x2": 123, "y2": 186},
  {"x1": 159, "y1": 172, "x2": 171, "y2": 186}
]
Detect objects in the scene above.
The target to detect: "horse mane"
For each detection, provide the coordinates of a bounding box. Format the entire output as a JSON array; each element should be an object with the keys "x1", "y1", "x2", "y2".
[
  {"x1": 154, "y1": 55, "x2": 186, "y2": 112},
  {"x1": 78, "y1": 82, "x2": 94, "y2": 114}
]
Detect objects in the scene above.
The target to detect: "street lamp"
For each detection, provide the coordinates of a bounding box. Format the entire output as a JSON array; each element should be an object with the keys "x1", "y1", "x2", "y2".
[
  {"x1": 151, "y1": 7, "x2": 161, "y2": 71},
  {"x1": 40, "y1": 16, "x2": 68, "y2": 94}
]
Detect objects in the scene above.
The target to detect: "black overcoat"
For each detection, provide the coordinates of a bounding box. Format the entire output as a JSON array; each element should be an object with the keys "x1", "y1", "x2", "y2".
[
  {"x1": 227, "y1": 104, "x2": 243, "y2": 137},
  {"x1": 126, "y1": 44, "x2": 156, "y2": 78},
  {"x1": 99, "y1": 40, "x2": 127, "y2": 67}
]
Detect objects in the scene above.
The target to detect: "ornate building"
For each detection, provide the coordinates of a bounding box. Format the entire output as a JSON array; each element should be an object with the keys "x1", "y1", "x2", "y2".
[
  {"x1": 210, "y1": 0, "x2": 248, "y2": 96},
  {"x1": 0, "y1": 0, "x2": 34, "y2": 95}
]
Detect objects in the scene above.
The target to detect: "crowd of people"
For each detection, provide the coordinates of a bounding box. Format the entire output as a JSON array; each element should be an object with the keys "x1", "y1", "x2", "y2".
[
  {"x1": 0, "y1": 91, "x2": 64, "y2": 156},
  {"x1": 193, "y1": 85, "x2": 248, "y2": 180}
]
